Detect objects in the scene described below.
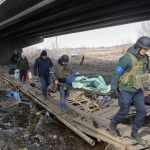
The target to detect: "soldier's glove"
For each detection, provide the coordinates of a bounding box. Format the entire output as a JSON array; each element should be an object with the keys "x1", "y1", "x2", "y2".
[{"x1": 109, "y1": 90, "x2": 118, "y2": 99}]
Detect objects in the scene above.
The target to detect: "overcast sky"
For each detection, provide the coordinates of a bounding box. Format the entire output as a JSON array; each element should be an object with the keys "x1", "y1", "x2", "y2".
[{"x1": 33, "y1": 21, "x2": 141, "y2": 49}]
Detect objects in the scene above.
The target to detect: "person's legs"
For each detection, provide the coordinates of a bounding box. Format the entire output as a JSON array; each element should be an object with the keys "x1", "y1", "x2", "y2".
[
  {"x1": 45, "y1": 76, "x2": 51, "y2": 96},
  {"x1": 109, "y1": 90, "x2": 133, "y2": 136},
  {"x1": 63, "y1": 87, "x2": 69, "y2": 109},
  {"x1": 45, "y1": 76, "x2": 51, "y2": 88},
  {"x1": 131, "y1": 90, "x2": 146, "y2": 145},
  {"x1": 112, "y1": 90, "x2": 133, "y2": 125},
  {"x1": 22, "y1": 70, "x2": 26, "y2": 82},
  {"x1": 132, "y1": 90, "x2": 146, "y2": 132},
  {"x1": 65, "y1": 87, "x2": 69, "y2": 101},
  {"x1": 19, "y1": 70, "x2": 23, "y2": 82},
  {"x1": 59, "y1": 85, "x2": 66, "y2": 110},
  {"x1": 40, "y1": 77, "x2": 47, "y2": 99}
]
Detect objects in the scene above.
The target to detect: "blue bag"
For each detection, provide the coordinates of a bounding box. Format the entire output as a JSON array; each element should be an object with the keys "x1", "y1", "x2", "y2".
[
  {"x1": 7, "y1": 91, "x2": 21, "y2": 102},
  {"x1": 66, "y1": 74, "x2": 81, "y2": 86}
]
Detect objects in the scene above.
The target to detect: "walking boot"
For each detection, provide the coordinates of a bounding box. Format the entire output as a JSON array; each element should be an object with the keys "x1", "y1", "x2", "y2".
[
  {"x1": 131, "y1": 131, "x2": 146, "y2": 146},
  {"x1": 108, "y1": 122, "x2": 120, "y2": 137}
]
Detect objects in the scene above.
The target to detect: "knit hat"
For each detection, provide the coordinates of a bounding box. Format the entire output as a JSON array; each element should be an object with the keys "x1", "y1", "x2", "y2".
[{"x1": 41, "y1": 50, "x2": 47, "y2": 56}]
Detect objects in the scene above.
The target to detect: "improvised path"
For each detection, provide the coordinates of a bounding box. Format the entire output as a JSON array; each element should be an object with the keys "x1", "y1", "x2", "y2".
[{"x1": 0, "y1": 73, "x2": 150, "y2": 150}]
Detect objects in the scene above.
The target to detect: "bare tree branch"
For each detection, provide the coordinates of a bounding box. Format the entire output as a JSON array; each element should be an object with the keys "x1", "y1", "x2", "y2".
[{"x1": 137, "y1": 21, "x2": 150, "y2": 37}]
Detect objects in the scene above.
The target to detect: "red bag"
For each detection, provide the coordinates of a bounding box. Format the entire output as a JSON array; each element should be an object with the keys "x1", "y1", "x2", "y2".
[
  {"x1": 26, "y1": 71, "x2": 32, "y2": 80},
  {"x1": 26, "y1": 71, "x2": 30, "y2": 80}
]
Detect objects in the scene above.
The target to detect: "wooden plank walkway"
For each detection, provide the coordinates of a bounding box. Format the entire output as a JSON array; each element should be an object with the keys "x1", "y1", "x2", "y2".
[{"x1": 0, "y1": 73, "x2": 150, "y2": 150}]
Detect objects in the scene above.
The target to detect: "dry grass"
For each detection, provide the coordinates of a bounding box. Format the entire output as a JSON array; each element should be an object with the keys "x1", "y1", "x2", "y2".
[{"x1": 23, "y1": 46, "x2": 129, "y2": 63}]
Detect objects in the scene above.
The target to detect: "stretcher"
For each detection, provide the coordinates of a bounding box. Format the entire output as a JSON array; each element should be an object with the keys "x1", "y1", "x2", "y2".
[{"x1": 53, "y1": 82, "x2": 113, "y2": 108}]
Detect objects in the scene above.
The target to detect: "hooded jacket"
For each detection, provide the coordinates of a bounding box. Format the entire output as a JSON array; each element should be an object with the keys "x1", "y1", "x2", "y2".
[
  {"x1": 11, "y1": 53, "x2": 20, "y2": 64},
  {"x1": 33, "y1": 55, "x2": 53, "y2": 78},
  {"x1": 111, "y1": 46, "x2": 149, "y2": 93},
  {"x1": 17, "y1": 57, "x2": 29, "y2": 71},
  {"x1": 52, "y1": 56, "x2": 73, "y2": 83}
]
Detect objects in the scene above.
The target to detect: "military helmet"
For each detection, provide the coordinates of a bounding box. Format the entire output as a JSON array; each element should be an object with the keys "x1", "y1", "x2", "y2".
[
  {"x1": 134, "y1": 36, "x2": 150, "y2": 49},
  {"x1": 60, "y1": 55, "x2": 69, "y2": 62}
]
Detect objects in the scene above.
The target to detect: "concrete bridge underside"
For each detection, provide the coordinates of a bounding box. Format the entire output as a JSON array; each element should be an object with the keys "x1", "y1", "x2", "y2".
[{"x1": 0, "y1": 0, "x2": 150, "y2": 63}]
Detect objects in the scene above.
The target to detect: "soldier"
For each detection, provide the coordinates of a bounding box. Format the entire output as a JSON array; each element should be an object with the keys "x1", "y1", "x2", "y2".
[
  {"x1": 52, "y1": 55, "x2": 73, "y2": 111},
  {"x1": 109, "y1": 36, "x2": 150, "y2": 145}
]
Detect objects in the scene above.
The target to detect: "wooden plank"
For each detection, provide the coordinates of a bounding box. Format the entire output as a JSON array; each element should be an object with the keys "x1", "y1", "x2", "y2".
[
  {"x1": 73, "y1": 117, "x2": 127, "y2": 150},
  {"x1": 127, "y1": 145, "x2": 145, "y2": 150},
  {"x1": 0, "y1": 74, "x2": 96, "y2": 146},
  {"x1": 21, "y1": 85, "x2": 96, "y2": 146},
  {"x1": 73, "y1": 117, "x2": 147, "y2": 150},
  {"x1": 69, "y1": 91, "x2": 84, "y2": 99}
]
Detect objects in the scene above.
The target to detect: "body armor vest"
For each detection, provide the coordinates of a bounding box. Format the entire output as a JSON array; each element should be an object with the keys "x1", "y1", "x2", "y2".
[
  {"x1": 60, "y1": 65, "x2": 71, "y2": 77},
  {"x1": 119, "y1": 52, "x2": 149, "y2": 89}
]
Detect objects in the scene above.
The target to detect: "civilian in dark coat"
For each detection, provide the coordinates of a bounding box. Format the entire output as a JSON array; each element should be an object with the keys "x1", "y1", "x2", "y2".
[
  {"x1": 17, "y1": 53, "x2": 29, "y2": 82},
  {"x1": 10, "y1": 50, "x2": 19, "y2": 65},
  {"x1": 10, "y1": 50, "x2": 20, "y2": 72},
  {"x1": 33, "y1": 50, "x2": 53, "y2": 99}
]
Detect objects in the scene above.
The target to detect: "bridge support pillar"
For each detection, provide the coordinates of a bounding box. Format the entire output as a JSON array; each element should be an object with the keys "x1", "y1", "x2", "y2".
[
  {"x1": 0, "y1": 37, "x2": 22, "y2": 65},
  {"x1": 0, "y1": 37, "x2": 43, "y2": 65}
]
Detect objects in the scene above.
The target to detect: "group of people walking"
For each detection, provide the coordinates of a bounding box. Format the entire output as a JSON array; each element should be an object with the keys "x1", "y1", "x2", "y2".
[
  {"x1": 10, "y1": 36, "x2": 150, "y2": 146},
  {"x1": 33, "y1": 50, "x2": 73, "y2": 111},
  {"x1": 11, "y1": 49, "x2": 73, "y2": 111},
  {"x1": 33, "y1": 36, "x2": 150, "y2": 146}
]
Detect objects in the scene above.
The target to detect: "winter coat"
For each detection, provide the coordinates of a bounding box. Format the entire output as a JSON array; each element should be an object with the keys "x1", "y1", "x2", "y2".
[
  {"x1": 52, "y1": 63, "x2": 73, "y2": 83},
  {"x1": 33, "y1": 56, "x2": 53, "y2": 78},
  {"x1": 17, "y1": 57, "x2": 29, "y2": 71},
  {"x1": 10, "y1": 53, "x2": 19, "y2": 64}
]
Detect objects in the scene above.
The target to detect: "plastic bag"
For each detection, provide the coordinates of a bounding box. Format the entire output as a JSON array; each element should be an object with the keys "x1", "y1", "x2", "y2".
[
  {"x1": 14, "y1": 69, "x2": 20, "y2": 80},
  {"x1": 7, "y1": 91, "x2": 21, "y2": 102},
  {"x1": 26, "y1": 71, "x2": 32, "y2": 80}
]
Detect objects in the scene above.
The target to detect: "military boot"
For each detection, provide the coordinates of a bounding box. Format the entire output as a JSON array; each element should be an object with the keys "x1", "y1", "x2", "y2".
[
  {"x1": 108, "y1": 122, "x2": 120, "y2": 137},
  {"x1": 131, "y1": 131, "x2": 146, "y2": 146}
]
